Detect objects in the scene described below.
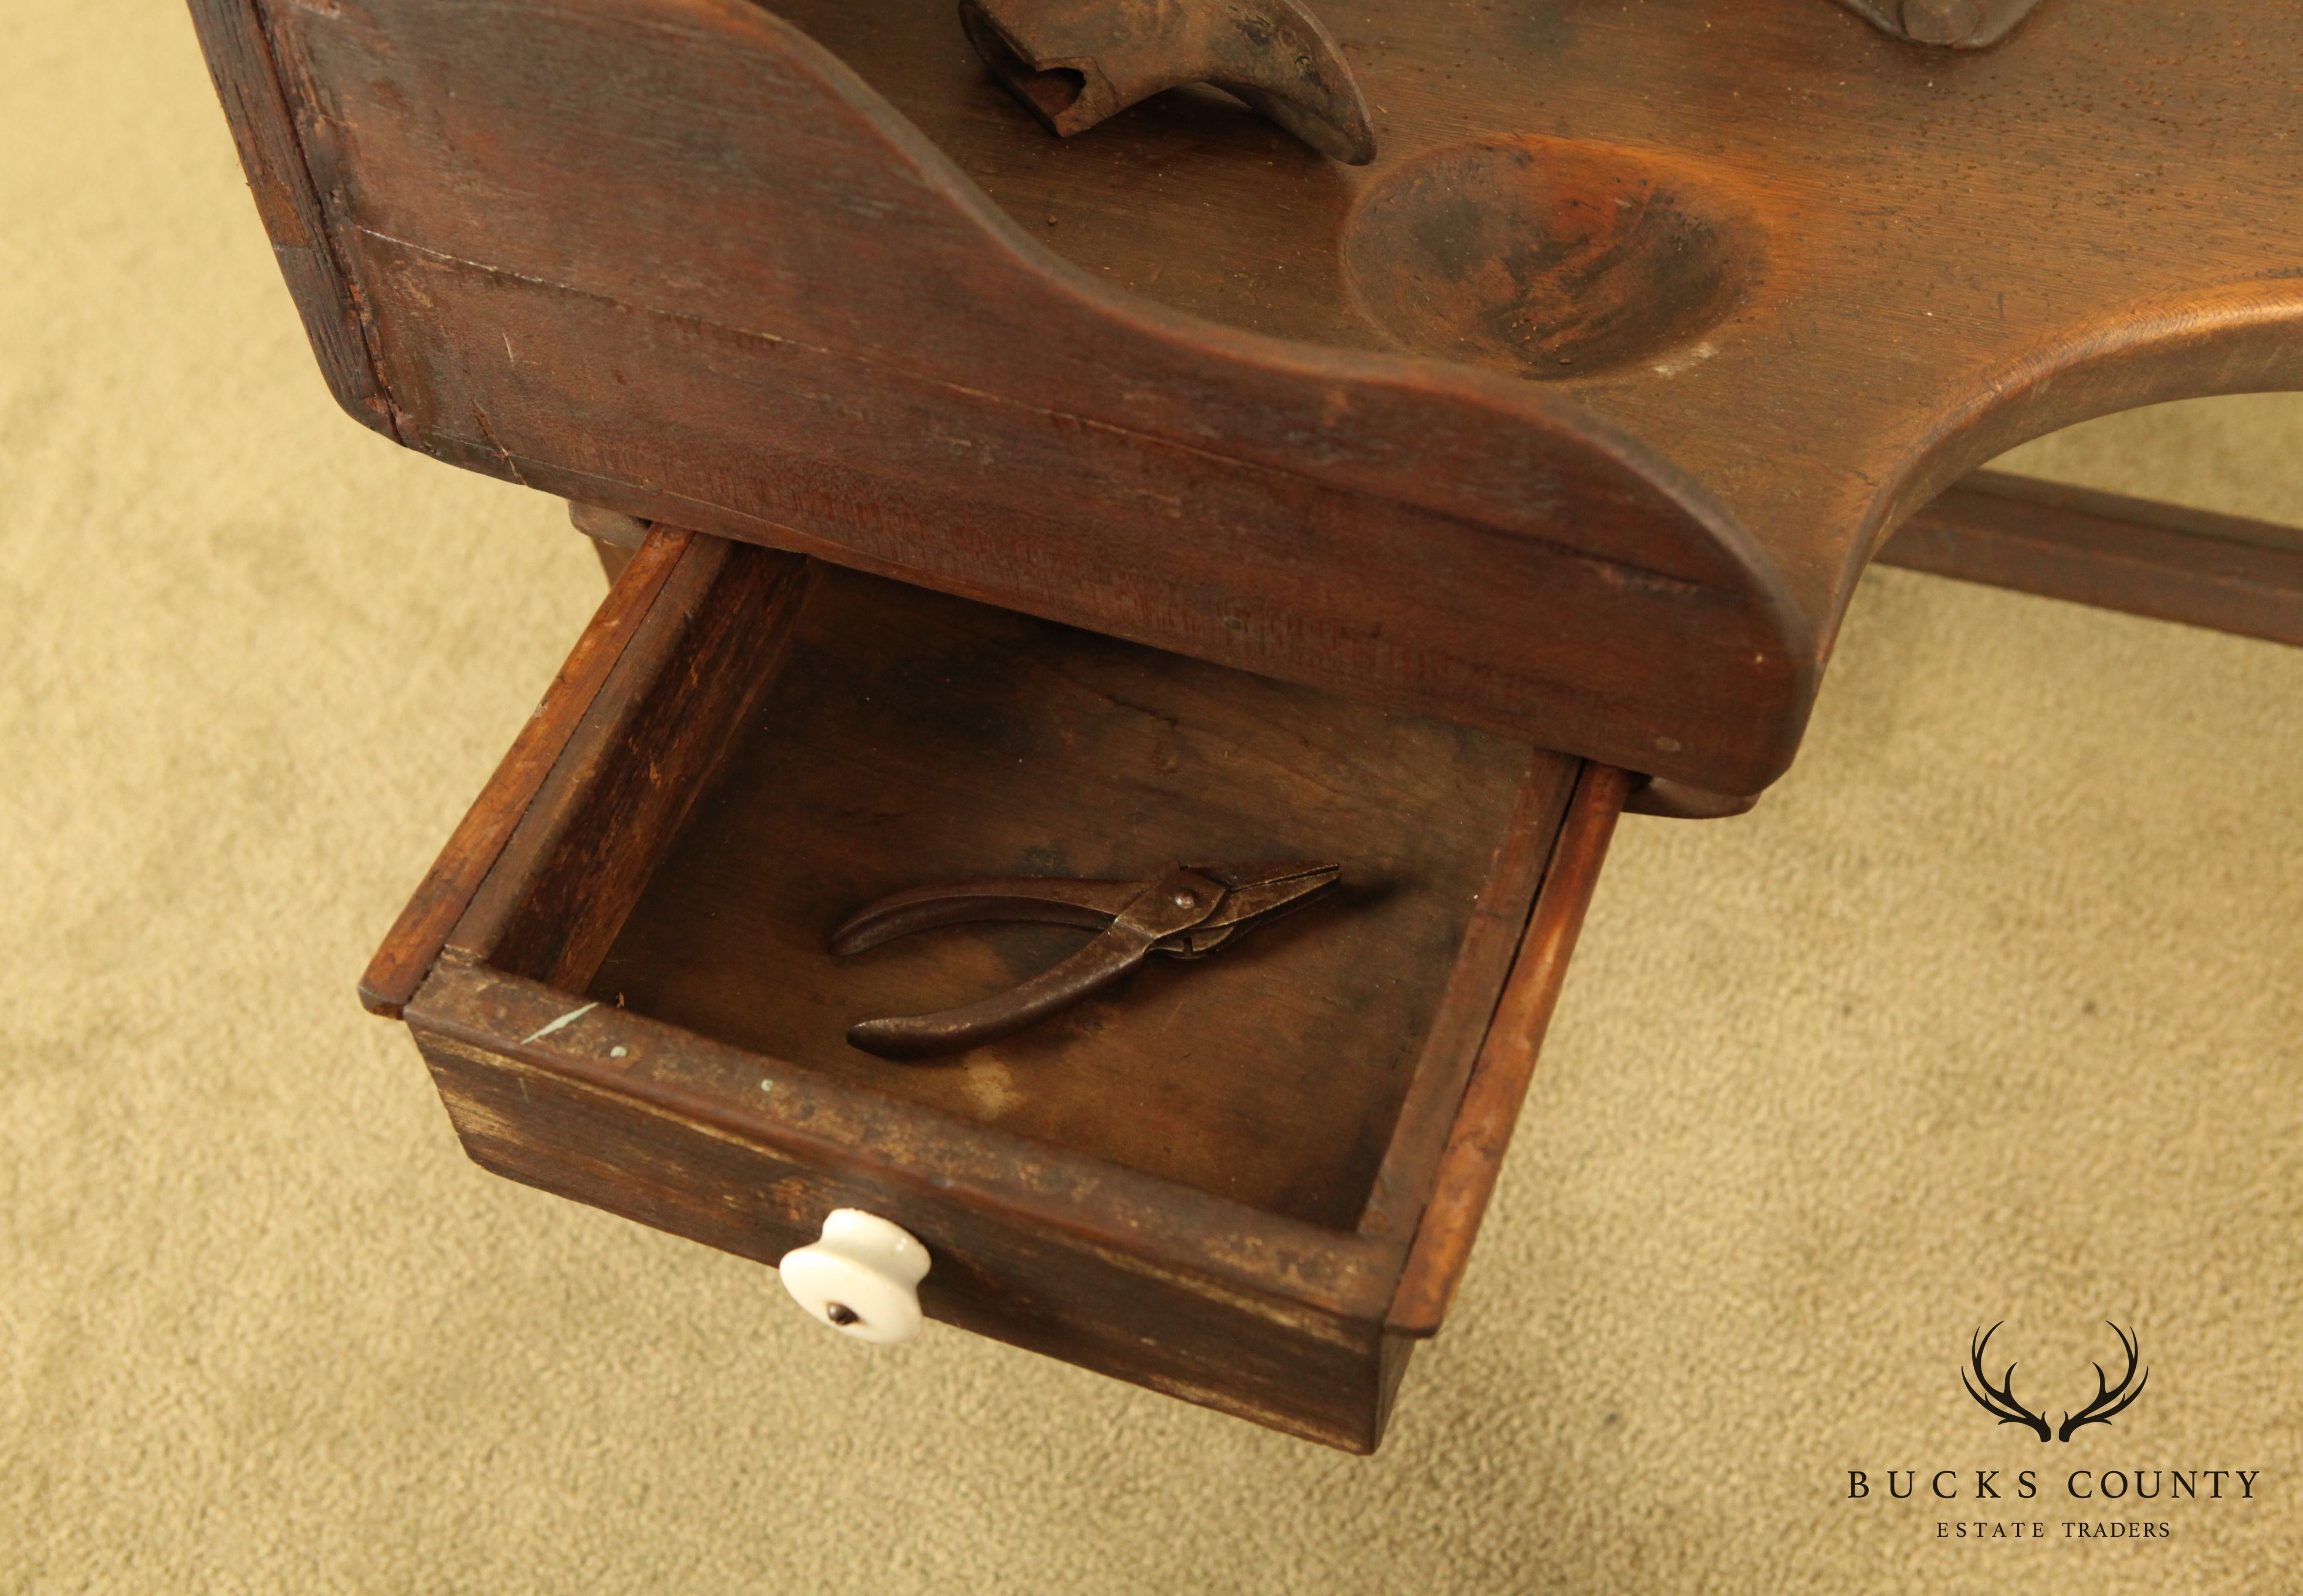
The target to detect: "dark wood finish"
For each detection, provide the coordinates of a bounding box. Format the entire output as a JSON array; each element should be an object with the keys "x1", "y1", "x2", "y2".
[
  {"x1": 589, "y1": 539, "x2": 634, "y2": 584},
  {"x1": 1354, "y1": 756, "x2": 1580, "y2": 1245},
  {"x1": 201, "y1": 0, "x2": 1815, "y2": 797},
  {"x1": 358, "y1": 526, "x2": 692, "y2": 1016},
  {"x1": 195, "y1": 0, "x2": 2302, "y2": 1452},
  {"x1": 183, "y1": 0, "x2": 397, "y2": 438},
  {"x1": 780, "y1": 0, "x2": 2303, "y2": 766},
  {"x1": 586, "y1": 563, "x2": 1568, "y2": 1228},
  {"x1": 197, "y1": 0, "x2": 2303, "y2": 797},
  {"x1": 414, "y1": 953, "x2": 1398, "y2": 1313},
  {"x1": 1880, "y1": 471, "x2": 2303, "y2": 648},
  {"x1": 451, "y1": 536, "x2": 810, "y2": 995},
  {"x1": 411, "y1": 965, "x2": 1402, "y2": 1448},
  {"x1": 784, "y1": 0, "x2": 2303, "y2": 589},
  {"x1": 1389, "y1": 762, "x2": 1631, "y2": 1335},
  {"x1": 391, "y1": 533, "x2": 1619, "y2": 1448}
]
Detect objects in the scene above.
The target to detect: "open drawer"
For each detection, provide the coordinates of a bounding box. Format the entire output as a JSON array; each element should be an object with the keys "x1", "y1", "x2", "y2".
[{"x1": 362, "y1": 527, "x2": 1626, "y2": 1452}]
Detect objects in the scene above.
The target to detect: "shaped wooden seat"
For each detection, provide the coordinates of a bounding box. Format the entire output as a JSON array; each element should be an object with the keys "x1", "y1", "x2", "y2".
[{"x1": 192, "y1": 0, "x2": 2303, "y2": 805}]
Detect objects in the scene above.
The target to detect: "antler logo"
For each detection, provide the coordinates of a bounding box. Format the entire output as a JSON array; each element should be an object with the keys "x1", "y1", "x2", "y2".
[{"x1": 1963, "y1": 1321, "x2": 2149, "y2": 1443}]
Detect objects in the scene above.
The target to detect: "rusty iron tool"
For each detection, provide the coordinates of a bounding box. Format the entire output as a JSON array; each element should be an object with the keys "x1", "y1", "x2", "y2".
[
  {"x1": 831, "y1": 861, "x2": 1341, "y2": 1059},
  {"x1": 956, "y1": 0, "x2": 1377, "y2": 164}
]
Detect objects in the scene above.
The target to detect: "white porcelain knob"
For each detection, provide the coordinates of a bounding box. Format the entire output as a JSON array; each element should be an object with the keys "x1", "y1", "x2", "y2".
[{"x1": 777, "y1": 1209, "x2": 931, "y2": 1345}]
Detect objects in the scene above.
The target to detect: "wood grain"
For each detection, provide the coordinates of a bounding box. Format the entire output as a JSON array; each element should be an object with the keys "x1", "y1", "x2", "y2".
[
  {"x1": 1389, "y1": 762, "x2": 1631, "y2": 1335},
  {"x1": 390, "y1": 533, "x2": 1609, "y2": 1448},
  {"x1": 449, "y1": 536, "x2": 810, "y2": 994},
  {"x1": 358, "y1": 526, "x2": 693, "y2": 1016},
  {"x1": 202, "y1": 0, "x2": 2303, "y2": 796},
  {"x1": 228, "y1": 0, "x2": 1808, "y2": 796},
  {"x1": 409, "y1": 963, "x2": 1399, "y2": 1449},
  {"x1": 788, "y1": 0, "x2": 2303, "y2": 637},
  {"x1": 584, "y1": 563, "x2": 1563, "y2": 1230},
  {"x1": 1354, "y1": 753, "x2": 1580, "y2": 1245},
  {"x1": 1881, "y1": 471, "x2": 2303, "y2": 647},
  {"x1": 183, "y1": 0, "x2": 397, "y2": 438}
]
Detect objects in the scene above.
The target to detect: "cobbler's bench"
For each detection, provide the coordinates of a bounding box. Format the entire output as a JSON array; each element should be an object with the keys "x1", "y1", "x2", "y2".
[{"x1": 192, "y1": 0, "x2": 2303, "y2": 1448}]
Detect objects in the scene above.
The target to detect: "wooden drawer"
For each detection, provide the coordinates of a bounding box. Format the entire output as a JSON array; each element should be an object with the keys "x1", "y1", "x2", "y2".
[{"x1": 363, "y1": 527, "x2": 1625, "y2": 1452}]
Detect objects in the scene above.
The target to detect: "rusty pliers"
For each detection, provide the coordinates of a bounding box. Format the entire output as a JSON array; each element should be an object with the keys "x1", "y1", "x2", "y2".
[{"x1": 830, "y1": 861, "x2": 1340, "y2": 1059}]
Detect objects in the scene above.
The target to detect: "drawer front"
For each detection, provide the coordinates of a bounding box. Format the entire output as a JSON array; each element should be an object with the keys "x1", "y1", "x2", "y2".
[{"x1": 415, "y1": 1027, "x2": 1404, "y2": 1450}]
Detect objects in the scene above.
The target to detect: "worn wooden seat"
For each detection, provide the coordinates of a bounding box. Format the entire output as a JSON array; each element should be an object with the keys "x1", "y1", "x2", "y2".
[{"x1": 192, "y1": 0, "x2": 2303, "y2": 807}]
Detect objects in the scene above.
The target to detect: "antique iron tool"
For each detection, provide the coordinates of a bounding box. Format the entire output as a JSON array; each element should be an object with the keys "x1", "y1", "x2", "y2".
[
  {"x1": 958, "y1": 0, "x2": 1376, "y2": 163},
  {"x1": 955, "y1": 0, "x2": 2044, "y2": 175},
  {"x1": 831, "y1": 861, "x2": 1340, "y2": 1059}
]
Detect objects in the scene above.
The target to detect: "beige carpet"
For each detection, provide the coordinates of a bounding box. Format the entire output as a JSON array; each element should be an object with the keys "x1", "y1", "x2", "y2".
[{"x1": 5, "y1": 4, "x2": 2299, "y2": 1591}]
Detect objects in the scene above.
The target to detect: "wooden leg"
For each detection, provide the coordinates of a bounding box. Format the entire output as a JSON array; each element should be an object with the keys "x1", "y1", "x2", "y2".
[
  {"x1": 591, "y1": 538, "x2": 635, "y2": 584},
  {"x1": 568, "y1": 501, "x2": 651, "y2": 586},
  {"x1": 1881, "y1": 471, "x2": 2303, "y2": 647}
]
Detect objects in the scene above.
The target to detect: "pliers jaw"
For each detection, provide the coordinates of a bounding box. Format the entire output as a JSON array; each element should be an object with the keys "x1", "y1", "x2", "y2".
[
  {"x1": 1151, "y1": 861, "x2": 1340, "y2": 958},
  {"x1": 830, "y1": 861, "x2": 1341, "y2": 1059}
]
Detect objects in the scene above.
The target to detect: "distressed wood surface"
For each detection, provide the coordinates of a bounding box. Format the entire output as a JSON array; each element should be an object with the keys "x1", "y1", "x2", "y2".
[
  {"x1": 394, "y1": 533, "x2": 1607, "y2": 1448},
  {"x1": 790, "y1": 0, "x2": 2303, "y2": 637},
  {"x1": 408, "y1": 966, "x2": 1399, "y2": 1449},
  {"x1": 199, "y1": 0, "x2": 2303, "y2": 796},
  {"x1": 584, "y1": 563, "x2": 1568, "y2": 1230},
  {"x1": 357, "y1": 526, "x2": 693, "y2": 1016},
  {"x1": 184, "y1": 0, "x2": 397, "y2": 438},
  {"x1": 1389, "y1": 761, "x2": 1631, "y2": 1336},
  {"x1": 450, "y1": 535, "x2": 810, "y2": 993},
  {"x1": 1354, "y1": 752, "x2": 1580, "y2": 1246},
  {"x1": 218, "y1": 0, "x2": 1810, "y2": 796}
]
